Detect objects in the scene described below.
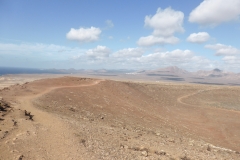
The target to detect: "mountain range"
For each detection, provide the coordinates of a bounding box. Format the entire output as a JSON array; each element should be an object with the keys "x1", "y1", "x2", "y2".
[{"x1": 1, "y1": 66, "x2": 240, "y2": 85}]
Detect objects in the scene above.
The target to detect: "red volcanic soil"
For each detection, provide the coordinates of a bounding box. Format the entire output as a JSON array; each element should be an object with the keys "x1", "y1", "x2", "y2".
[{"x1": 0, "y1": 76, "x2": 240, "y2": 159}]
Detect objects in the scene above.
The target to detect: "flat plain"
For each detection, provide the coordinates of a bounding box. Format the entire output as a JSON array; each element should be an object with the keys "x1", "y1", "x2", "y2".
[{"x1": 0, "y1": 75, "x2": 240, "y2": 159}]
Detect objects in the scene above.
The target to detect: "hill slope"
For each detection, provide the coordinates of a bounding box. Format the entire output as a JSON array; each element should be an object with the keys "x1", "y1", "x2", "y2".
[{"x1": 0, "y1": 77, "x2": 240, "y2": 159}]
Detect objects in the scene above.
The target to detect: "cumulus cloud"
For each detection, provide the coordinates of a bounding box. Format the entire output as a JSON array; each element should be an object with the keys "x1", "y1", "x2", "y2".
[
  {"x1": 0, "y1": 42, "x2": 220, "y2": 71},
  {"x1": 66, "y1": 27, "x2": 101, "y2": 43},
  {"x1": 205, "y1": 43, "x2": 240, "y2": 56},
  {"x1": 70, "y1": 47, "x2": 212, "y2": 71},
  {"x1": 86, "y1": 45, "x2": 111, "y2": 58},
  {"x1": 137, "y1": 7, "x2": 184, "y2": 46},
  {"x1": 222, "y1": 56, "x2": 239, "y2": 62},
  {"x1": 142, "y1": 49, "x2": 194, "y2": 61},
  {"x1": 165, "y1": 49, "x2": 194, "y2": 58},
  {"x1": 112, "y1": 48, "x2": 144, "y2": 58},
  {"x1": 137, "y1": 49, "x2": 213, "y2": 70},
  {"x1": 145, "y1": 7, "x2": 184, "y2": 37},
  {"x1": 189, "y1": 0, "x2": 240, "y2": 26},
  {"x1": 137, "y1": 35, "x2": 179, "y2": 46},
  {"x1": 221, "y1": 56, "x2": 240, "y2": 71},
  {"x1": 187, "y1": 32, "x2": 210, "y2": 43},
  {"x1": 105, "y1": 20, "x2": 114, "y2": 28}
]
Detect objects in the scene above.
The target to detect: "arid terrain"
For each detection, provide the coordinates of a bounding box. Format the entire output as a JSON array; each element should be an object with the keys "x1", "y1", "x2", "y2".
[{"x1": 0, "y1": 76, "x2": 240, "y2": 160}]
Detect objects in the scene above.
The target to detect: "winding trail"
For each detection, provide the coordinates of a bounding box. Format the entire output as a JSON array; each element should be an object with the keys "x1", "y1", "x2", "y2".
[
  {"x1": 176, "y1": 87, "x2": 240, "y2": 151},
  {"x1": 13, "y1": 79, "x2": 104, "y2": 160},
  {"x1": 177, "y1": 88, "x2": 217, "y2": 107},
  {"x1": 177, "y1": 87, "x2": 240, "y2": 113}
]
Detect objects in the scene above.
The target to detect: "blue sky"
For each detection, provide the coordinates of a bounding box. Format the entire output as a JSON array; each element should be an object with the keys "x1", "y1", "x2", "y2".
[{"x1": 1, "y1": 0, "x2": 240, "y2": 72}]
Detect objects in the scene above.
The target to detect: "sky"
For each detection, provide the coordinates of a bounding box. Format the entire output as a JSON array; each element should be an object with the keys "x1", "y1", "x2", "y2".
[{"x1": 0, "y1": 0, "x2": 240, "y2": 72}]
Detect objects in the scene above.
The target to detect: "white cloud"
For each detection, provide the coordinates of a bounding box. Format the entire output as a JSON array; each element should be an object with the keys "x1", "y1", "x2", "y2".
[
  {"x1": 187, "y1": 32, "x2": 210, "y2": 43},
  {"x1": 189, "y1": 0, "x2": 240, "y2": 26},
  {"x1": 86, "y1": 45, "x2": 111, "y2": 58},
  {"x1": 0, "y1": 43, "x2": 231, "y2": 71},
  {"x1": 66, "y1": 27, "x2": 101, "y2": 43},
  {"x1": 145, "y1": 7, "x2": 184, "y2": 37},
  {"x1": 137, "y1": 35, "x2": 179, "y2": 46},
  {"x1": 166, "y1": 49, "x2": 194, "y2": 58},
  {"x1": 108, "y1": 36, "x2": 113, "y2": 39},
  {"x1": 106, "y1": 20, "x2": 114, "y2": 28},
  {"x1": 205, "y1": 43, "x2": 240, "y2": 56},
  {"x1": 222, "y1": 56, "x2": 238, "y2": 61},
  {"x1": 137, "y1": 49, "x2": 213, "y2": 70},
  {"x1": 71, "y1": 48, "x2": 211, "y2": 71},
  {"x1": 137, "y1": 7, "x2": 184, "y2": 46},
  {"x1": 222, "y1": 56, "x2": 240, "y2": 71},
  {"x1": 112, "y1": 48, "x2": 144, "y2": 58},
  {"x1": 142, "y1": 49, "x2": 194, "y2": 61}
]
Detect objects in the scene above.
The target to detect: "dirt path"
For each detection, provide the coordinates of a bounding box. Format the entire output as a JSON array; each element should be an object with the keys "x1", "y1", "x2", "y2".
[
  {"x1": 1, "y1": 78, "x2": 240, "y2": 159},
  {"x1": 177, "y1": 88, "x2": 217, "y2": 107},
  {"x1": 177, "y1": 87, "x2": 240, "y2": 114},
  {"x1": 176, "y1": 87, "x2": 240, "y2": 151},
  {"x1": 8, "y1": 80, "x2": 104, "y2": 160}
]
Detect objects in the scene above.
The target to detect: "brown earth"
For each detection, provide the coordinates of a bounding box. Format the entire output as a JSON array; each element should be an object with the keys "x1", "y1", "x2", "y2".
[{"x1": 0, "y1": 76, "x2": 240, "y2": 160}]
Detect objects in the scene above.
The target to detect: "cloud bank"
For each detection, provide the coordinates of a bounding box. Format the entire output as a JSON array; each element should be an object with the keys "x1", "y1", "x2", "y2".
[{"x1": 0, "y1": 42, "x2": 223, "y2": 71}]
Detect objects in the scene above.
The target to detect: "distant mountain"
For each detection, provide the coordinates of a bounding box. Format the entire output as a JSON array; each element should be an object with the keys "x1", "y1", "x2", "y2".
[
  {"x1": 1, "y1": 66, "x2": 240, "y2": 84},
  {"x1": 135, "y1": 70, "x2": 146, "y2": 74},
  {"x1": 135, "y1": 66, "x2": 189, "y2": 75},
  {"x1": 194, "y1": 68, "x2": 237, "y2": 78},
  {"x1": 160, "y1": 66, "x2": 189, "y2": 74}
]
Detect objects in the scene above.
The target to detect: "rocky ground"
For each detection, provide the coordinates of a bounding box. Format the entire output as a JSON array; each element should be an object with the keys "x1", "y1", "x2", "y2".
[{"x1": 0, "y1": 76, "x2": 240, "y2": 160}]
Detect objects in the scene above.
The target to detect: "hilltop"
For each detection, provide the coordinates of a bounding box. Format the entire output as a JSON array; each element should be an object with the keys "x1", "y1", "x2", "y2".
[{"x1": 0, "y1": 76, "x2": 240, "y2": 159}]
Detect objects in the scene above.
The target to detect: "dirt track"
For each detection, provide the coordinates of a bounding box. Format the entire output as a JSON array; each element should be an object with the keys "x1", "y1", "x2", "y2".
[
  {"x1": 0, "y1": 77, "x2": 240, "y2": 159},
  {"x1": 0, "y1": 79, "x2": 103, "y2": 159}
]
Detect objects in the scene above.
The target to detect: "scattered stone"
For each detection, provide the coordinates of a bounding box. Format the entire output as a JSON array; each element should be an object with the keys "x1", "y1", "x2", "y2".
[
  {"x1": 24, "y1": 110, "x2": 34, "y2": 120},
  {"x1": 139, "y1": 146, "x2": 148, "y2": 152},
  {"x1": 69, "y1": 108, "x2": 75, "y2": 112},
  {"x1": 18, "y1": 155, "x2": 24, "y2": 160},
  {"x1": 124, "y1": 145, "x2": 129, "y2": 149},
  {"x1": 180, "y1": 155, "x2": 191, "y2": 160},
  {"x1": 207, "y1": 145, "x2": 211, "y2": 151},
  {"x1": 12, "y1": 119, "x2": 17, "y2": 126},
  {"x1": 80, "y1": 139, "x2": 86, "y2": 147},
  {"x1": 1, "y1": 131, "x2": 8, "y2": 139},
  {"x1": 155, "y1": 150, "x2": 166, "y2": 155},
  {"x1": 168, "y1": 138, "x2": 175, "y2": 143},
  {"x1": 120, "y1": 144, "x2": 124, "y2": 149},
  {"x1": 141, "y1": 151, "x2": 148, "y2": 157},
  {"x1": 156, "y1": 133, "x2": 160, "y2": 136},
  {"x1": 0, "y1": 100, "x2": 11, "y2": 112},
  {"x1": 132, "y1": 146, "x2": 140, "y2": 151}
]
